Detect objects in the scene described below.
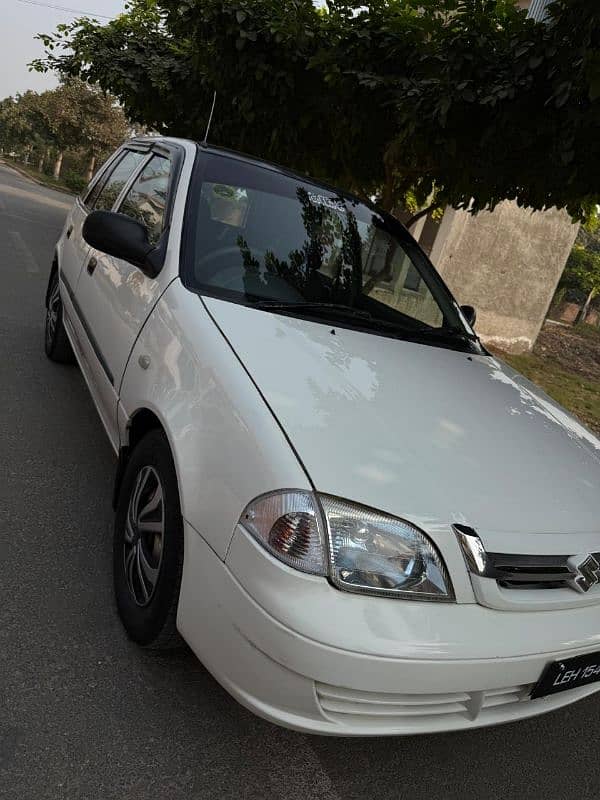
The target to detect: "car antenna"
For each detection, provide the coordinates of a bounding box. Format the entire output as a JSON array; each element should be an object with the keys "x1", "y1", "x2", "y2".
[{"x1": 202, "y1": 91, "x2": 217, "y2": 146}]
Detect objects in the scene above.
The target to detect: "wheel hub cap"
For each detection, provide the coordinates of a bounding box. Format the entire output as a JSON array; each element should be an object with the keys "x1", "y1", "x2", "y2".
[
  {"x1": 46, "y1": 282, "x2": 60, "y2": 345},
  {"x1": 124, "y1": 466, "x2": 165, "y2": 607}
]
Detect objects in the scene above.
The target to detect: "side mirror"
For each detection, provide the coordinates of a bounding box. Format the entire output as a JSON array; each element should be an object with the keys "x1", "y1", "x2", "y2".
[
  {"x1": 460, "y1": 304, "x2": 477, "y2": 328},
  {"x1": 82, "y1": 210, "x2": 158, "y2": 276}
]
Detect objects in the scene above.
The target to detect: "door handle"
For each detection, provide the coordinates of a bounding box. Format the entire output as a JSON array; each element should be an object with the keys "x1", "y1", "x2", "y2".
[
  {"x1": 87, "y1": 256, "x2": 98, "y2": 275},
  {"x1": 66, "y1": 224, "x2": 74, "y2": 239}
]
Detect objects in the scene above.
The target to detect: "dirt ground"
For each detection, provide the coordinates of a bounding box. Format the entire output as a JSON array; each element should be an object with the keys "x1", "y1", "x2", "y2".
[{"x1": 534, "y1": 322, "x2": 600, "y2": 382}]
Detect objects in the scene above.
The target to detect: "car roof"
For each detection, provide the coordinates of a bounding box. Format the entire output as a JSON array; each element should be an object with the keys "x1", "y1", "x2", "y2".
[{"x1": 125, "y1": 136, "x2": 370, "y2": 208}]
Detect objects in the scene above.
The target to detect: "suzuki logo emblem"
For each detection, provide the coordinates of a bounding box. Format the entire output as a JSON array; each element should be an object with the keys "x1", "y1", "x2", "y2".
[{"x1": 567, "y1": 554, "x2": 600, "y2": 593}]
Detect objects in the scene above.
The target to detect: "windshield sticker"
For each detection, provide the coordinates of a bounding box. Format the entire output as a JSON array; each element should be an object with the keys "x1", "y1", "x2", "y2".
[{"x1": 308, "y1": 193, "x2": 347, "y2": 214}]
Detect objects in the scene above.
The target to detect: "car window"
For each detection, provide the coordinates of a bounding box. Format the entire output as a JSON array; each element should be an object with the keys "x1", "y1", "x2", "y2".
[
  {"x1": 117, "y1": 155, "x2": 171, "y2": 247},
  {"x1": 185, "y1": 155, "x2": 465, "y2": 335},
  {"x1": 90, "y1": 150, "x2": 147, "y2": 211}
]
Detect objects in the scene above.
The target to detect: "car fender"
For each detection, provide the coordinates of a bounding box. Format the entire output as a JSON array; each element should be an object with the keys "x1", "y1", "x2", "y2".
[{"x1": 117, "y1": 278, "x2": 312, "y2": 560}]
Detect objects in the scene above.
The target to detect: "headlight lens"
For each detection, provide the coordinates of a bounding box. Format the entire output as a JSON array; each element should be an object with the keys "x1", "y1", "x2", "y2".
[
  {"x1": 319, "y1": 495, "x2": 454, "y2": 600},
  {"x1": 238, "y1": 490, "x2": 453, "y2": 600},
  {"x1": 240, "y1": 490, "x2": 326, "y2": 575}
]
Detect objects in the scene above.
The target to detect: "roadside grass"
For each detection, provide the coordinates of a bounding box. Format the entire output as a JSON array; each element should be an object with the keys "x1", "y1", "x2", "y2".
[
  {"x1": 499, "y1": 349, "x2": 600, "y2": 436},
  {"x1": 572, "y1": 323, "x2": 600, "y2": 344},
  {"x1": 1, "y1": 157, "x2": 74, "y2": 195}
]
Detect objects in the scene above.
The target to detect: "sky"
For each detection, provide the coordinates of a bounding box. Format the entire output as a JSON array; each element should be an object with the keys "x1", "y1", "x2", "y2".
[{"x1": 0, "y1": 0, "x2": 126, "y2": 98}]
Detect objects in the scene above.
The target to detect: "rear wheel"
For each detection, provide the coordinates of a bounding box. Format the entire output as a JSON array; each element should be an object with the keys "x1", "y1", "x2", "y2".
[
  {"x1": 45, "y1": 270, "x2": 74, "y2": 363},
  {"x1": 113, "y1": 429, "x2": 184, "y2": 649}
]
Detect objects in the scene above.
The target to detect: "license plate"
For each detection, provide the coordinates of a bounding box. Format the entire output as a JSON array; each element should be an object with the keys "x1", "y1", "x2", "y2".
[{"x1": 531, "y1": 651, "x2": 600, "y2": 699}]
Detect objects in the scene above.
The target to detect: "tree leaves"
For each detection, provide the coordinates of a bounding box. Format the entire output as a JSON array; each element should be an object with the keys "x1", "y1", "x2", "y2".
[
  {"x1": 561, "y1": 245, "x2": 600, "y2": 295},
  {"x1": 29, "y1": 0, "x2": 600, "y2": 222},
  {"x1": 0, "y1": 79, "x2": 129, "y2": 156}
]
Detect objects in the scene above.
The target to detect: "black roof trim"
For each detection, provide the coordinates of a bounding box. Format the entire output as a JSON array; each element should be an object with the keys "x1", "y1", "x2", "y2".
[{"x1": 195, "y1": 141, "x2": 372, "y2": 210}]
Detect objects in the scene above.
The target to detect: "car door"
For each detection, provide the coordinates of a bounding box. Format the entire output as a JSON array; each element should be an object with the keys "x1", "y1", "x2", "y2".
[
  {"x1": 59, "y1": 148, "x2": 145, "y2": 296},
  {"x1": 73, "y1": 146, "x2": 181, "y2": 448}
]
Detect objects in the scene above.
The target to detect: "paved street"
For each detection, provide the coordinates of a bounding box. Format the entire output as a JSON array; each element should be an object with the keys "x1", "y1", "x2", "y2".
[{"x1": 1, "y1": 161, "x2": 599, "y2": 800}]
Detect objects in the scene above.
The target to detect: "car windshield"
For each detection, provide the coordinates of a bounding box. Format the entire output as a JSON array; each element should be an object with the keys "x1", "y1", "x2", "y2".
[{"x1": 185, "y1": 153, "x2": 471, "y2": 343}]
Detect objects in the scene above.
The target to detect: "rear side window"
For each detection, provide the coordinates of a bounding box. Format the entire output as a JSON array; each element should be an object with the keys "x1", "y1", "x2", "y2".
[
  {"x1": 117, "y1": 155, "x2": 171, "y2": 246},
  {"x1": 88, "y1": 150, "x2": 147, "y2": 211}
]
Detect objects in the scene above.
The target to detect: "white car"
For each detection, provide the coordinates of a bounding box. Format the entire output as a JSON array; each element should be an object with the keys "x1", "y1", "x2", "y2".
[{"x1": 45, "y1": 137, "x2": 600, "y2": 736}]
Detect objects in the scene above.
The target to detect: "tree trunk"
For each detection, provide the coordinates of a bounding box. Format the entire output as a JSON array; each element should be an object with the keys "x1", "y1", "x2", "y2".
[
  {"x1": 85, "y1": 153, "x2": 96, "y2": 184},
  {"x1": 53, "y1": 151, "x2": 63, "y2": 180},
  {"x1": 575, "y1": 288, "x2": 597, "y2": 325},
  {"x1": 39, "y1": 147, "x2": 50, "y2": 174}
]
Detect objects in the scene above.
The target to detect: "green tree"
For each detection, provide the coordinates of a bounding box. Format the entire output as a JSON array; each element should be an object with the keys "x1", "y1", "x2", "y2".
[
  {"x1": 0, "y1": 94, "x2": 38, "y2": 156},
  {"x1": 0, "y1": 80, "x2": 128, "y2": 179},
  {"x1": 560, "y1": 244, "x2": 600, "y2": 324},
  {"x1": 35, "y1": 79, "x2": 129, "y2": 178},
  {"x1": 32, "y1": 0, "x2": 600, "y2": 221}
]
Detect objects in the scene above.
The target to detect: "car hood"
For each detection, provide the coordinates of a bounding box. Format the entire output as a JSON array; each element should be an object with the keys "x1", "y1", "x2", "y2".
[{"x1": 205, "y1": 298, "x2": 600, "y2": 541}]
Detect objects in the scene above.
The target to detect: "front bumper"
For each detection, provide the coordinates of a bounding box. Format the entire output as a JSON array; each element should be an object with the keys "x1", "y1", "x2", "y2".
[{"x1": 177, "y1": 523, "x2": 600, "y2": 735}]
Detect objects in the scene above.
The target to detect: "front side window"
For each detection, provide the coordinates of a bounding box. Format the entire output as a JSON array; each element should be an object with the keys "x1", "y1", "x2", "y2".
[
  {"x1": 117, "y1": 155, "x2": 171, "y2": 246},
  {"x1": 185, "y1": 154, "x2": 474, "y2": 347},
  {"x1": 90, "y1": 150, "x2": 147, "y2": 211}
]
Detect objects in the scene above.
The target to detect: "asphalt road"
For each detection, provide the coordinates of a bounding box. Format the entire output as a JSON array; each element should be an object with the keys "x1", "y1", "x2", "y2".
[{"x1": 1, "y1": 161, "x2": 599, "y2": 800}]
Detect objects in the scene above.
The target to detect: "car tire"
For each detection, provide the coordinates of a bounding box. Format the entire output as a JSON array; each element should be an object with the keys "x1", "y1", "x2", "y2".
[
  {"x1": 45, "y1": 270, "x2": 75, "y2": 363},
  {"x1": 113, "y1": 429, "x2": 184, "y2": 650}
]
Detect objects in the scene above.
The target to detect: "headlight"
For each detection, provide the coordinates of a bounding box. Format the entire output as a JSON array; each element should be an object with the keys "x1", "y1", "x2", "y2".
[
  {"x1": 239, "y1": 491, "x2": 453, "y2": 600},
  {"x1": 320, "y1": 495, "x2": 454, "y2": 600}
]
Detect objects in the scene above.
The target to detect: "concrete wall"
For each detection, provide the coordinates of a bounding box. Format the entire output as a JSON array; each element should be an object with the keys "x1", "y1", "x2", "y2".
[{"x1": 429, "y1": 201, "x2": 579, "y2": 353}]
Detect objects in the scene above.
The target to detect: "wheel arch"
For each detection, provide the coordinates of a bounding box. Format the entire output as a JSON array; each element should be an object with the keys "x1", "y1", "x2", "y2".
[
  {"x1": 45, "y1": 252, "x2": 59, "y2": 308},
  {"x1": 113, "y1": 407, "x2": 170, "y2": 509}
]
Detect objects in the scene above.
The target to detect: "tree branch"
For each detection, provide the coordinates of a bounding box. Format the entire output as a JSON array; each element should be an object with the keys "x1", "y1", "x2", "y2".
[{"x1": 405, "y1": 203, "x2": 439, "y2": 229}]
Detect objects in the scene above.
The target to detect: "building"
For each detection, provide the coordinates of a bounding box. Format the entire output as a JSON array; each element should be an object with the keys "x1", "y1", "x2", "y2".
[{"x1": 520, "y1": 0, "x2": 552, "y2": 21}]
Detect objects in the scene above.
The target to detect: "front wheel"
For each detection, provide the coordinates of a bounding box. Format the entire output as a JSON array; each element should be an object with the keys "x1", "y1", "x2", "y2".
[
  {"x1": 44, "y1": 270, "x2": 74, "y2": 363},
  {"x1": 113, "y1": 429, "x2": 184, "y2": 649}
]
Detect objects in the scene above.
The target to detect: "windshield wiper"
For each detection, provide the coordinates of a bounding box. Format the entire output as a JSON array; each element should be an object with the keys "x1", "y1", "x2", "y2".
[
  {"x1": 248, "y1": 300, "x2": 427, "y2": 333},
  {"x1": 247, "y1": 300, "x2": 376, "y2": 322},
  {"x1": 247, "y1": 298, "x2": 478, "y2": 344}
]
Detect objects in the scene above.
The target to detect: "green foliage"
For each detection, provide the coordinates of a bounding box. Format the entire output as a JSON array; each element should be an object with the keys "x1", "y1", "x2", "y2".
[
  {"x1": 0, "y1": 93, "x2": 39, "y2": 152},
  {"x1": 0, "y1": 79, "x2": 129, "y2": 176},
  {"x1": 561, "y1": 245, "x2": 600, "y2": 296},
  {"x1": 63, "y1": 170, "x2": 88, "y2": 193},
  {"x1": 31, "y1": 0, "x2": 600, "y2": 220}
]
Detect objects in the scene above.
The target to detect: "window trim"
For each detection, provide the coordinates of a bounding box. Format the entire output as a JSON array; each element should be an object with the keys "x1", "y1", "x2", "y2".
[
  {"x1": 114, "y1": 142, "x2": 185, "y2": 240},
  {"x1": 85, "y1": 140, "x2": 186, "y2": 277},
  {"x1": 111, "y1": 151, "x2": 154, "y2": 213},
  {"x1": 114, "y1": 152, "x2": 173, "y2": 247},
  {"x1": 82, "y1": 145, "x2": 151, "y2": 210}
]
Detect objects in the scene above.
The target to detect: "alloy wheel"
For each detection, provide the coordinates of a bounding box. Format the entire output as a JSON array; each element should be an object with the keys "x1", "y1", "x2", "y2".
[
  {"x1": 124, "y1": 465, "x2": 165, "y2": 607},
  {"x1": 46, "y1": 281, "x2": 60, "y2": 349}
]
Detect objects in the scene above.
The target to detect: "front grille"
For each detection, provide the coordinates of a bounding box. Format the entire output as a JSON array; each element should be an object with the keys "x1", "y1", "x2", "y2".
[
  {"x1": 315, "y1": 682, "x2": 533, "y2": 730},
  {"x1": 454, "y1": 525, "x2": 600, "y2": 594},
  {"x1": 486, "y1": 553, "x2": 575, "y2": 590}
]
